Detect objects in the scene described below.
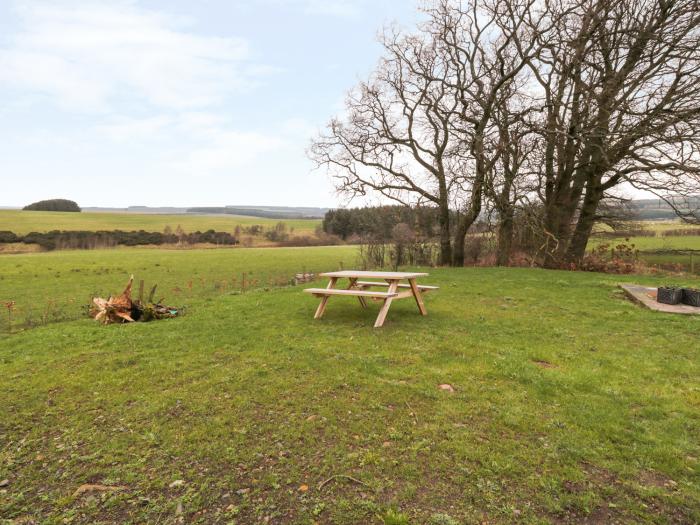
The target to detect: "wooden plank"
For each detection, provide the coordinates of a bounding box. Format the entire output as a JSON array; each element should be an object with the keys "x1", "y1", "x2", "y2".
[
  {"x1": 374, "y1": 280, "x2": 399, "y2": 328},
  {"x1": 409, "y1": 278, "x2": 427, "y2": 316},
  {"x1": 314, "y1": 277, "x2": 337, "y2": 319},
  {"x1": 320, "y1": 270, "x2": 429, "y2": 279},
  {"x1": 348, "y1": 277, "x2": 368, "y2": 309},
  {"x1": 356, "y1": 281, "x2": 438, "y2": 291},
  {"x1": 305, "y1": 288, "x2": 398, "y2": 298}
]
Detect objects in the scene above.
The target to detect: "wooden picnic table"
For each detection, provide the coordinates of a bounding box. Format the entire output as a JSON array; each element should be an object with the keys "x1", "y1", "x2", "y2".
[{"x1": 303, "y1": 270, "x2": 438, "y2": 328}]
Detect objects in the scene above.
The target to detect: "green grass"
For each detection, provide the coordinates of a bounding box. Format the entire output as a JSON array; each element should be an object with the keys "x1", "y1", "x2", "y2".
[
  {"x1": 1, "y1": 249, "x2": 699, "y2": 524},
  {"x1": 607, "y1": 236, "x2": 700, "y2": 251},
  {"x1": 0, "y1": 210, "x2": 321, "y2": 235},
  {"x1": 589, "y1": 222, "x2": 700, "y2": 272},
  {"x1": 0, "y1": 246, "x2": 357, "y2": 332}
]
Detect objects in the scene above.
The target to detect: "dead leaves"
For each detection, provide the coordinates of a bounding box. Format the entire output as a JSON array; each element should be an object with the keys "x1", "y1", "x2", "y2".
[{"x1": 73, "y1": 483, "x2": 128, "y2": 497}]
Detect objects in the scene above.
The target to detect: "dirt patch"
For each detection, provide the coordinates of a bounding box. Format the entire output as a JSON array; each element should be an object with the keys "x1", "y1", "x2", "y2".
[
  {"x1": 532, "y1": 359, "x2": 556, "y2": 369},
  {"x1": 638, "y1": 469, "x2": 677, "y2": 490}
]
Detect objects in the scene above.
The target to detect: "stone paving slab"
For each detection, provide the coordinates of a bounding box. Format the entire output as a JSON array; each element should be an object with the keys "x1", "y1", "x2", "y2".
[{"x1": 620, "y1": 284, "x2": 700, "y2": 315}]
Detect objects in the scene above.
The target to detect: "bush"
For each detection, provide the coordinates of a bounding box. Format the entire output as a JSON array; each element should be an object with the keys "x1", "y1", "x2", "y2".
[
  {"x1": 1, "y1": 229, "x2": 239, "y2": 251},
  {"x1": 23, "y1": 199, "x2": 81, "y2": 212},
  {"x1": 0, "y1": 231, "x2": 20, "y2": 243},
  {"x1": 578, "y1": 241, "x2": 639, "y2": 274},
  {"x1": 661, "y1": 228, "x2": 700, "y2": 237},
  {"x1": 264, "y1": 222, "x2": 290, "y2": 242}
]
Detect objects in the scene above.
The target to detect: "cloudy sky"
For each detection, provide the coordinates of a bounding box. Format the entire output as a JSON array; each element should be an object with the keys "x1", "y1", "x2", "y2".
[{"x1": 0, "y1": 0, "x2": 419, "y2": 208}]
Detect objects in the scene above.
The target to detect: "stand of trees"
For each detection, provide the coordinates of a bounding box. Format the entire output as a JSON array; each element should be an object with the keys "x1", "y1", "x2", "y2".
[
  {"x1": 23, "y1": 199, "x2": 81, "y2": 212},
  {"x1": 322, "y1": 206, "x2": 451, "y2": 241},
  {"x1": 311, "y1": 0, "x2": 700, "y2": 267}
]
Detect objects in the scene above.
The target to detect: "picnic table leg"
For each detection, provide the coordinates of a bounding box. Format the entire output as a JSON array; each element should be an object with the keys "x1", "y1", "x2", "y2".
[
  {"x1": 408, "y1": 278, "x2": 428, "y2": 316},
  {"x1": 348, "y1": 278, "x2": 368, "y2": 309},
  {"x1": 314, "y1": 277, "x2": 338, "y2": 319},
  {"x1": 374, "y1": 280, "x2": 399, "y2": 328}
]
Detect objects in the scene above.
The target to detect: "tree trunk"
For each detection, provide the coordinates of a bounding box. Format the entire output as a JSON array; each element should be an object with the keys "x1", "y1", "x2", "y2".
[
  {"x1": 437, "y1": 201, "x2": 453, "y2": 266},
  {"x1": 452, "y1": 219, "x2": 467, "y2": 267},
  {"x1": 496, "y1": 211, "x2": 514, "y2": 266},
  {"x1": 566, "y1": 181, "x2": 603, "y2": 263}
]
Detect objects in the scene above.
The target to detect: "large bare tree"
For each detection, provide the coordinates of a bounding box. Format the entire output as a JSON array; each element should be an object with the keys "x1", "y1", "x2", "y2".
[
  {"x1": 313, "y1": 0, "x2": 700, "y2": 269},
  {"x1": 309, "y1": 28, "x2": 465, "y2": 265},
  {"x1": 527, "y1": 0, "x2": 700, "y2": 265},
  {"x1": 425, "y1": 0, "x2": 543, "y2": 265}
]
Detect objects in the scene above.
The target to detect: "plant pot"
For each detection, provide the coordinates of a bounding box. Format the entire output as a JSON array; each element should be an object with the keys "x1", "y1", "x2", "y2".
[
  {"x1": 657, "y1": 286, "x2": 683, "y2": 305},
  {"x1": 682, "y1": 288, "x2": 700, "y2": 307}
]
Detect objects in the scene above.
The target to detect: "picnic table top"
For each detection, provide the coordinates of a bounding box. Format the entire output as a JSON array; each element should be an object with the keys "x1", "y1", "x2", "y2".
[{"x1": 319, "y1": 270, "x2": 429, "y2": 279}]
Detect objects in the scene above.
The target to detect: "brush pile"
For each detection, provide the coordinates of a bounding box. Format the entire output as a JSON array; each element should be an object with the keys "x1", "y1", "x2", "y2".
[{"x1": 90, "y1": 276, "x2": 179, "y2": 324}]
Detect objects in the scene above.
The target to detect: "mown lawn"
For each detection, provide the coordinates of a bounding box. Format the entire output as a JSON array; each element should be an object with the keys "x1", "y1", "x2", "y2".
[
  {"x1": 1, "y1": 260, "x2": 699, "y2": 524},
  {"x1": 0, "y1": 210, "x2": 320, "y2": 236}
]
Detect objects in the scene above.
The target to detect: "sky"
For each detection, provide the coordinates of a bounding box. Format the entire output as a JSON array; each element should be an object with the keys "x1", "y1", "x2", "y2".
[{"x1": 0, "y1": 0, "x2": 420, "y2": 208}]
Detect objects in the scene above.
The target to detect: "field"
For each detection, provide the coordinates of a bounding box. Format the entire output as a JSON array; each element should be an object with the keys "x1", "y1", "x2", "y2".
[
  {"x1": 1, "y1": 247, "x2": 699, "y2": 524},
  {"x1": 0, "y1": 246, "x2": 357, "y2": 332},
  {"x1": 587, "y1": 221, "x2": 700, "y2": 274},
  {"x1": 0, "y1": 210, "x2": 321, "y2": 236}
]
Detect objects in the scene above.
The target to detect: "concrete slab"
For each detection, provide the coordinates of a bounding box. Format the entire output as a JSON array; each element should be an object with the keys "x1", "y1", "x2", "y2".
[{"x1": 620, "y1": 284, "x2": 700, "y2": 315}]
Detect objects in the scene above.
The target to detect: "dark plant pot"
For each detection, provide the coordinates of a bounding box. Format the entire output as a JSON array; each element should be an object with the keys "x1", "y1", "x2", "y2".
[
  {"x1": 681, "y1": 288, "x2": 700, "y2": 307},
  {"x1": 657, "y1": 287, "x2": 683, "y2": 305}
]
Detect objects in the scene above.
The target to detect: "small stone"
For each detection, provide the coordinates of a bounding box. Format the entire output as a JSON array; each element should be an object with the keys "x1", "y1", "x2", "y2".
[
  {"x1": 0, "y1": 479, "x2": 8, "y2": 488},
  {"x1": 236, "y1": 488, "x2": 250, "y2": 496},
  {"x1": 169, "y1": 479, "x2": 186, "y2": 488},
  {"x1": 438, "y1": 383, "x2": 455, "y2": 392},
  {"x1": 176, "y1": 501, "x2": 183, "y2": 515},
  {"x1": 306, "y1": 415, "x2": 318, "y2": 422}
]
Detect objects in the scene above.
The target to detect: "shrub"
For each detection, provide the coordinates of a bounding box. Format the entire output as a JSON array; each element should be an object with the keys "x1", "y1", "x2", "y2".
[
  {"x1": 0, "y1": 231, "x2": 20, "y2": 243},
  {"x1": 578, "y1": 240, "x2": 640, "y2": 274},
  {"x1": 264, "y1": 222, "x2": 290, "y2": 242},
  {"x1": 23, "y1": 199, "x2": 81, "y2": 212},
  {"x1": 1, "y1": 229, "x2": 239, "y2": 251},
  {"x1": 661, "y1": 228, "x2": 700, "y2": 237}
]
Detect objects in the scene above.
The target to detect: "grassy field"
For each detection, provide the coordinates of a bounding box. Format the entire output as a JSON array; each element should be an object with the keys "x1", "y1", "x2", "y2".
[
  {"x1": 0, "y1": 246, "x2": 357, "y2": 333},
  {"x1": 1, "y1": 247, "x2": 699, "y2": 524},
  {"x1": 0, "y1": 210, "x2": 321, "y2": 236}
]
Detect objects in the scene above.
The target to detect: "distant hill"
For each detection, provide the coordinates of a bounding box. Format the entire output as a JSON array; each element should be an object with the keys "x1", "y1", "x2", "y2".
[
  {"x1": 76, "y1": 205, "x2": 328, "y2": 219},
  {"x1": 186, "y1": 205, "x2": 329, "y2": 219},
  {"x1": 630, "y1": 196, "x2": 700, "y2": 220},
  {"x1": 81, "y1": 206, "x2": 191, "y2": 214}
]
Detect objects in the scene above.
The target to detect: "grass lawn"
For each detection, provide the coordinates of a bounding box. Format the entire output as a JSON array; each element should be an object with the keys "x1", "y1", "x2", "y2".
[
  {"x1": 0, "y1": 246, "x2": 357, "y2": 333},
  {"x1": 0, "y1": 210, "x2": 321, "y2": 236},
  {"x1": 1, "y1": 254, "x2": 699, "y2": 524}
]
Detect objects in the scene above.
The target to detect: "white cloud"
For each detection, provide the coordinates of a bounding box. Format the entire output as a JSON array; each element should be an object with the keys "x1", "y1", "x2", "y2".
[
  {"x1": 302, "y1": 0, "x2": 360, "y2": 16},
  {"x1": 174, "y1": 131, "x2": 286, "y2": 175},
  {"x1": 0, "y1": 0, "x2": 255, "y2": 111},
  {"x1": 256, "y1": 0, "x2": 362, "y2": 17}
]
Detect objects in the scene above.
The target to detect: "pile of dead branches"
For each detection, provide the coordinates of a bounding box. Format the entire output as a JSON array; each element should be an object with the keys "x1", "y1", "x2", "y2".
[{"x1": 90, "y1": 276, "x2": 179, "y2": 324}]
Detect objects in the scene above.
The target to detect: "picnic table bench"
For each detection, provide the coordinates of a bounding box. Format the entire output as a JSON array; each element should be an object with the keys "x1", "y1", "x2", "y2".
[{"x1": 304, "y1": 270, "x2": 438, "y2": 328}]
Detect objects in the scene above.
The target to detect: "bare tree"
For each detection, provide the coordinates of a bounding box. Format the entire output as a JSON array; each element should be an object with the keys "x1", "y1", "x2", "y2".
[
  {"x1": 526, "y1": 0, "x2": 700, "y2": 265},
  {"x1": 313, "y1": 0, "x2": 700, "y2": 269},
  {"x1": 424, "y1": 0, "x2": 544, "y2": 265},
  {"x1": 309, "y1": 28, "x2": 465, "y2": 265}
]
